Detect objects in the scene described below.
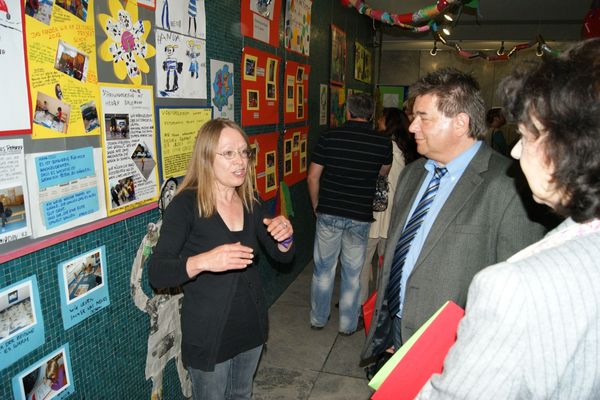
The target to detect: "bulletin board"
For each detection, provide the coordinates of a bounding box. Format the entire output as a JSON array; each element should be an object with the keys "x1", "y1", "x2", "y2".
[
  {"x1": 241, "y1": 46, "x2": 280, "y2": 126},
  {"x1": 249, "y1": 131, "x2": 279, "y2": 201},
  {"x1": 240, "y1": 0, "x2": 281, "y2": 48},
  {"x1": 282, "y1": 126, "x2": 308, "y2": 187},
  {"x1": 284, "y1": 61, "x2": 310, "y2": 124}
]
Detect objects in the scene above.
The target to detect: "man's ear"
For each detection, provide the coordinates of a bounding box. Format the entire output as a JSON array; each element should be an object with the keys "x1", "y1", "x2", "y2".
[{"x1": 453, "y1": 112, "x2": 470, "y2": 136}]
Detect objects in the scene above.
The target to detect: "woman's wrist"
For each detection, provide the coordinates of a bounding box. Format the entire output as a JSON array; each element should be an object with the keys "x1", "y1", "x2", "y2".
[{"x1": 279, "y1": 235, "x2": 294, "y2": 249}]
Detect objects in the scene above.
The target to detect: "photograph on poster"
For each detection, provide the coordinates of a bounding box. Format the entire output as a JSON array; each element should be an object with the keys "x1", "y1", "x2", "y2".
[
  {"x1": 18, "y1": 348, "x2": 70, "y2": 400},
  {"x1": 109, "y1": 176, "x2": 136, "y2": 208},
  {"x1": 104, "y1": 113, "x2": 130, "y2": 140},
  {"x1": 54, "y1": 40, "x2": 89, "y2": 82},
  {"x1": 55, "y1": 0, "x2": 89, "y2": 22},
  {"x1": 244, "y1": 55, "x2": 258, "y2": 81},
  {"x1": 293, "y1": 132, "x2": 300, "y2": 150},
  {"x1": 284, "y1": 138, "x2": 292, "y2": 155},
  {"x1": 267, "y1": 59, "x2": 276, "y2": 82},
  {"x1": 131, "y1": 142, "x2": 156, "y2": 180},
  {"x1": 287, "y1": 82, "x2": 294, "y2": 99},
  {"x1": 250, "y1": 0, "x2": 275, "y2": 20},
  {"x1": 250, "y1": 143, "x2": 258, "y2": 167},
  {"x1": 296, "y1": 85, "x2": 304, "y2": 119},
  {"x1": 266, "y1": 172, "x2": 275, "y2": 191},
  {"x1": 62, "y1": 250, "x2": 103, "y2": 303},
  {"x1": 300, "y1": 155, "x2": 306, "y2": 172},
  {"x1": 284, "y1": 158, "x2": 292, "y2": 176},
  {"x1": 26, "y1": 0, "x2": 53, "y2": 25},
  {"x1": 266, "y1": 151, "x2": 275, "y2": 168},
  {"x1": 80, "y1": 101, "x2": 99, "y2": 133},
  {"x1": 296, "y1": 67, "x2": 304, "y2": 83},
  {"x1": 0, "y1": 185, "x2": 27, "y2": 235},
  {"x1": 0, "y1": 280, "x2": 36, "y2": 343},
  {"x1": 33, "y1": 92, "x2": 70, "y2": 134},
  {"x1": 247, "y1": 90, "x2": 259, "y2": 110},
  {"x1": 330, "y1": 25, "x2": 346, "y2": 85},
  {"x1": 266, "y1": 83, "x2": 276, "y2": 100}
]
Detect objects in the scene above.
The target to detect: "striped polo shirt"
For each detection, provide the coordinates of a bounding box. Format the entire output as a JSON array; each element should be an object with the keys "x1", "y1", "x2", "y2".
[{"x1": 312, "y1": 120, "x2": 392, "y2": 222}]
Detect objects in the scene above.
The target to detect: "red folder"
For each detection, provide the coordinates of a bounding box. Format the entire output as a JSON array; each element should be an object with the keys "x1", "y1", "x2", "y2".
[{"x1": 371, "y1": 301, "x2": 464, "y2": 400}]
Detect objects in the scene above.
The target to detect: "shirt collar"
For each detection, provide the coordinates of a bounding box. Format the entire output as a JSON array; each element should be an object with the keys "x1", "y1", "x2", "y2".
[{"x1": 424, "y1": 141, "x2": 482, "y2": 177}]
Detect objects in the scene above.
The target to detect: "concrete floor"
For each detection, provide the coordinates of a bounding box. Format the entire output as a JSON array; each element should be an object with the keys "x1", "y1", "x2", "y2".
[{"x1": 253, "y1": 262, "x2": 374, "y2": 400}]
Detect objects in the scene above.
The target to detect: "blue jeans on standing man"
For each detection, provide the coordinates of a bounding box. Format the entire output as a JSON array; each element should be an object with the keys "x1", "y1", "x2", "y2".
[
  {"x1": 187, "y1": 344, "x2": 263, "y2": 400},
  {"x1": 311, "y1": 213, "x2": 370, "y2": 334}
]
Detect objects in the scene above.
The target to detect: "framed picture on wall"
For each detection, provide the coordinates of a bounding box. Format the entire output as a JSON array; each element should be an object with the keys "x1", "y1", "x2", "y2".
[
  {"x1": 243, "y1": 54, "x2": 258, "y2": 81},
  {"x1": 330, "y1": 24, "x2": 346, "y2": 86}
]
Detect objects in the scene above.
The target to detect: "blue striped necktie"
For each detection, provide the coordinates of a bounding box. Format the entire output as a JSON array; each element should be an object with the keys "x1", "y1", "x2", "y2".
[{"x1": 387, "y1": 166, "x2": 448, "y2": 315}]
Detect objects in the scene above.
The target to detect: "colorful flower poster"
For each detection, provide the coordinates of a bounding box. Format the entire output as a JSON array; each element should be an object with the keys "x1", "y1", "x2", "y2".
[
  {"x1": 156, "y1": 0, "x2": 206, "y2": 39},
  {"x1": 284, "y1": 0, "x2": 312, "y2": 56},
  {"x1": 210, "y1": 59, "x2": 234, "y2": 120}
]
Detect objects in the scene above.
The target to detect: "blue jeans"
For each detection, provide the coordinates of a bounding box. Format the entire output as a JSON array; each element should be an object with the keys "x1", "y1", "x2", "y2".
[
  {"x1": 187, "y1": 345, "x2": 263, "y2": 400},
  {"x1": 311, "y1": 213, "x2": 370, "y2": 333}
]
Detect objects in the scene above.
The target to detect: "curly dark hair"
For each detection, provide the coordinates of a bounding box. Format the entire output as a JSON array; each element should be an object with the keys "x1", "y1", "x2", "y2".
[
  {"x1": 499, "y1": 38, "x2": 600, "y2": 222},
  {"x1": 381, "y1": 107, "x2": 419, "y2": 164}
]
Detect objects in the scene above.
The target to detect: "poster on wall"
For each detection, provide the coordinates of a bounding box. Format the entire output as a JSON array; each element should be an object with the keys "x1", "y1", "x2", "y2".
[
  {"x1": 210, "y1": 59, "x2": 234, "y2": 120},
  {"x1": 378, "y1": 85, "x2": 409, "y2": 108},
  {"x1": 241, "y1": 47, "x2": 280, "y2": 126},
  {"x1": 330, "y1": 84, "x2": 346, "y2": 128},
  {"x1": 157, "y1": 107, "x2": 212, "y2": 180},
  {"x1": 282, "y1": 126, "x2": 308, "y2": 187},
  {"x1": 155, "y1": 28, "x2": 207, "y2": 99},
  {"x1": 0, "y1": 276, "x2": 45, "y2": 371},
  {"x1": 330, "y1": 24, "x2": 346, "y2": 86},
  {"x1": 138, "y1": 0, "x2": 157, "y2": 10},
  {"x1": 0, "y1": 0, "x2": 32, "y2": 135},
  {"x1": 156, "y1": 0, "x2": 206, "y2": 39},
  {"x1": 249, "y1": 132, "x2": 278, "y2": 201},
  {"x1": 99, "y1": 84, "x2": 159, "y2": 216},
  {"x1": 319, "y1": 84, "x2": 328, "y2": 125},
  {"x1": 283, "y1": 61, "x2": 310, "y2": 124},
  {"x1": 284, "y1": 0, "x2": 312, "y2": 56},
  {"x1": 12, "y1": 344, "x2": 75, "y2": 400},
  {"x1": 26, "y1": 0, "x2": 101, "y2": 139},
  {"x1": 0, "y1": 139, "x2": 32, "y2": 245},
  {"x1": 354, "y1": 42, "x2": 372, "y2": 84},
  {"x1": 25, "y1": 147, "x2": 107, "y2": 238},
  {"x1": 97, "y1": 0, "x2": 156, "y2": 86},
  {"x1": 241, "y1": 0, "x2": 281, "y2": 47},
  {"x1": 57, "y1": 246, "x2": 110, "y2": 330}
]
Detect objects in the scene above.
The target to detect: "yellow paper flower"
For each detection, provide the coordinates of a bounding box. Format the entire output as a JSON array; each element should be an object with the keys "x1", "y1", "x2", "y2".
[{"x1": 98, "y1": 0, "x2": 155, "y2": 85}]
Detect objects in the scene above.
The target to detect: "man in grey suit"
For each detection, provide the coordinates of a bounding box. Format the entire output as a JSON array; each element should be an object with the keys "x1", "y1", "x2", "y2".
[{"x1": 361, "y1": 68, "x2": 547, "y2": 363}]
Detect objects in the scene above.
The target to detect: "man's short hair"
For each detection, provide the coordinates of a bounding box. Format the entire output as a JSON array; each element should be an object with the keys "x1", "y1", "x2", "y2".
[
  {"x1": 346, "y1": 93, "x2": 374, "y2": 120},
  {"x1": 410, "y1": 67, "x2": 486, "y2": 140}
]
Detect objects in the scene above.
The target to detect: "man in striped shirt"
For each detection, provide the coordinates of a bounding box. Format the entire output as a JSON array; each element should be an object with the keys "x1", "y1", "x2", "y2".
[{"x1": 308, "y1": 93, "x2": 392, "y2": 335}]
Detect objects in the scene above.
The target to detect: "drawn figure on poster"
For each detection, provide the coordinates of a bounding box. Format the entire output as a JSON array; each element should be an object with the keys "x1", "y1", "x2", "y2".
[
  {"x1": 130, "y1": 179, "x2": 191, "y2": 400},
  {"x1": 188, "y1": 0, "x2": 197, "y2": 36},
  {"x1": 212, "y1": 64, "x2": 233, "y2": 111},
  {"x1": 160, "y1": 0, "x2": 169, "y2": 29},
  {"x1": 98, "y1": 1, "x2": 156, "y2": 85},
  {"x1": 162, "y1": 44, "x2": 182, "y2": 92},
  {"x1": 185, "y1": 40, "x2": 200, "y2": 79}
]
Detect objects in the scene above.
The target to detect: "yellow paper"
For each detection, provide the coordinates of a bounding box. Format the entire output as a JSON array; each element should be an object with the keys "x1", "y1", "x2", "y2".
[
  {"x1": 159, "y1": 108, "x2": 212, "y2": 179},
  {"x1": 27, "y1": 0, "x2": 101, "y2": 139}
]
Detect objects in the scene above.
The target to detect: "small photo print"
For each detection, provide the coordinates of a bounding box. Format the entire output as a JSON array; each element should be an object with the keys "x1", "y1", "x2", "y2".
[
  {"x1": 55, "y1": 0, "x2": 89, "y2": 22},
  {"x1": 267, "y1": 59, "x2": 276, "y2": 82},
  {"x1": 266, "y1": 172, "x2": 276, "y2": 192},
  {"x1": 26, "y1": 0, "x2": 54, "y2": 25},
  {"x1": 131, "y1": 142, "x2": 156, "y2": 180},
  {"x1": 296, "y1": 67, "x2": 304, "y2": 83},
  {"x1": 265, "y1": 151, "x2": 275, "y2": 169},
  {"x1": 54, "y1": 40, "x2": 89, "y2": 82},
  {"x1": 300, "y1": 155, "x2": 307, "y2": 172},
  {"x1": 17, "y1": 347, "x2": 71, "y2": 400},
  {"x1": 284, "y1": 139, "x2": 292, "y2": 155},
  {"x1": 293, "y1": 132, "x2": 300, "y2": 150},
  {"x1": 80, "y1": 101, "x2": 99, "y2": 133},
  {"x1": 284, "y1": 158, "x2": 292, "y2": 176},
  {"x1": 287, "y1": 84, "x2": 294, "y2": 99},
  {"x1": 0, "y1": 185, "x2": 28, "y2": 234},
  {"x1": 0, "y1": 280, "x2": 36, "y2": 343},
  {"x1": 266, "y1": 83, "x2": 276, "y2": 100},
  {"x1": 247, "y1": 90, "x2": 259, "y2": 110},
  {"x1": 109, "y1": 176, "x2": 136, "y2": 208},
  {"x1": 33, "y1": 92, "x2": 70, "y2": 134},
  {"x1": 105, "y1": 113, "x2": 130, "y2": 140},
  {"x1": 62, "y1": 250, "x2": 104, "y2": 304},
  {"x1": 244, "y1": 55, "x2": 257, "y2": 81}
]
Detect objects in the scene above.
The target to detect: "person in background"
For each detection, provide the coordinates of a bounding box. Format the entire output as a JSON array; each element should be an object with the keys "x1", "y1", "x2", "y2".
[
  {"x1": 148, "y1": 118, "x2": 294, "y2": 400},
  {"x1": 417, "y1": 38, "x2": 600, "y2": 400},
  {"x1": 362, "y1": 68, "x2": 547, "y2": 366},
  {"x1": 308, "y1": 93, "x2": 392, "y2": 336},
  {"x1": 359, "y1": 108, "x2": 418, "y2": 305},
  {"x1": 486, "y1": 107, "x2": 509, "y2": 155}
]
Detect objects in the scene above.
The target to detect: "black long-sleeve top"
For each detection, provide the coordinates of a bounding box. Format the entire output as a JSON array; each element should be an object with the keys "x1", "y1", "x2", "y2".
[{"x1": 148, "y1": 189, "x2": 294, "y2": 371}]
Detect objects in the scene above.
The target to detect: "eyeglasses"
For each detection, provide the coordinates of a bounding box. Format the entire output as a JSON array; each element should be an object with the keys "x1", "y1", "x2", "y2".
[{"x1": 216, "y1": 149, "x2": 254, "y2": 160}]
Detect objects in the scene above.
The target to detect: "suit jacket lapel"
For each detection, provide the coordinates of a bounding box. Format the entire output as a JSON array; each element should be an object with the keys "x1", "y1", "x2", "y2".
[{"x1": 413, "y1": 145, "x2": 491, "y2": 269}]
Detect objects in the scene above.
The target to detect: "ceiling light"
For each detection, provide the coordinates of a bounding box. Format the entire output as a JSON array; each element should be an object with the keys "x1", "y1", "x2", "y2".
[
  {"x1": 442, "y1": 27, "x2": 451, "y2": 36},
  {"x1": 443, "y1": 14, "x2": 453, "y2": 22}
]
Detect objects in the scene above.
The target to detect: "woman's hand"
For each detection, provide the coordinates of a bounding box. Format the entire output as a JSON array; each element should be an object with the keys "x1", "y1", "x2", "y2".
[
  {"x1": 185, "y1": 242, "x2": 254, "y2": 278},
  {"x1": 263, "y1": 216, "x2": 294, "y2": 251}
]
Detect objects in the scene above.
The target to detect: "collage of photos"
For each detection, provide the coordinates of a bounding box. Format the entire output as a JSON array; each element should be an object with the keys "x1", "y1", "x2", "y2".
[
  {"x1": 62, "y1": 250, "x2": 103, "y2": 303},
  {"x1": 16, "y1": 347, "x2": 71, "y2": 400},
  {"x1": 0, "y1": 280, "x2": 36, "y2": 344},
  {"x1": 32, "y1": 92, "x2": 70, "y2": 134}
]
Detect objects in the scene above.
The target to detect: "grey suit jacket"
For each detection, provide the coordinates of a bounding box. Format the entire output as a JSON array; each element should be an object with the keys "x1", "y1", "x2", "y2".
[
  {"x1": 418, "y1": 218, "x2": 600, "y2": 399},
  {"x1": 361, "y1": 143, "x2": 547, "y2": 361}
]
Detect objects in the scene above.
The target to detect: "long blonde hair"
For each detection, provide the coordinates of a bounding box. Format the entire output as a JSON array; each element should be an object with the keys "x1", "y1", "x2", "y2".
[{"x1": 178, "y1": 118, "x2": 257, "y2": 216}]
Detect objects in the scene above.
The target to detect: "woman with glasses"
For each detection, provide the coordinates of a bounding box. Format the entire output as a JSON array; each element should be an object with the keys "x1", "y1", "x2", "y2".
[{"x1": 149, "y1": 118, "x2": 294, "y2": 399}]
